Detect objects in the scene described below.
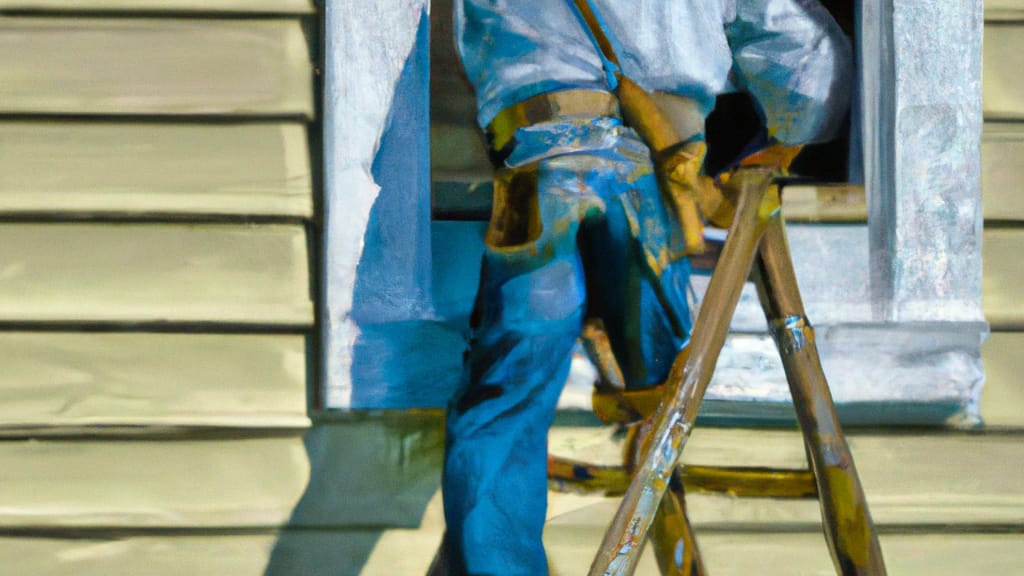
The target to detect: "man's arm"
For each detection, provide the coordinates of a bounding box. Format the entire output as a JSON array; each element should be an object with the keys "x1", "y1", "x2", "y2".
[{"x1": 725, "y1": 0, "x2": 853, "y2": 146}]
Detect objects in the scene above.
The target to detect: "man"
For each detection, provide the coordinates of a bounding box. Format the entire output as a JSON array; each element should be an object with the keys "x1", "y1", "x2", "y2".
[{"x1": 441, "y1": 1, "x2": 852, "y2": 573}]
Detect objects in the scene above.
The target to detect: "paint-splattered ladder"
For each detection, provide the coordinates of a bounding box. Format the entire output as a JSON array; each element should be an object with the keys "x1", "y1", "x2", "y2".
[{"x1": 550, "y1": 168, "x2": 888, "y2": 576}]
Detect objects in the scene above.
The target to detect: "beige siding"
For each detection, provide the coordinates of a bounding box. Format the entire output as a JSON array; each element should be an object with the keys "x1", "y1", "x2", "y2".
[
  {"x1": 984, "y1": 23, "x2": 1024, "y2": 120},
  {"x1": 544, "y1": 530, "x2": 1024, "y2": 576},
  {"x1": 983, "y1": 123, "x2": 1024, "y2": 220},
  {"x1": 0, "y1": 122, "x2": 312, "y2": 218},
  {"x1": 0, "y1": 426, "x2": 1018, "y2": 529},
  {"x1": 986, "y1": 0, "x2": 1024, "y2": 21},
  {"x1": 0, "y1": 333, "x2": 309, "y2": 430},
  {"x1": 0, "y1": 224, "x2": 312, "y2": 325},
  {"x1": 0, "y1": 4, "x2": 323, "y2": 576},
  {"x1": 982, "y1": 8, "x2": 1024, "y2": 435},
  {"x1": 4, "y1": 532, "x2": 1021, "y2": 576},
  {"x1": 0, "y1": 18, "x2": 313, "y2": 117},
  {"x1": 984, "y1": 229, "x2": 1024, "y2": 330},
  {"x1": 0, "y1": 533, "x2": 376, "y2": 576},
  {"x1": 981, "y1": 332, "x2": 1024, "y2": 428},
  {"x1": 0, "y1": 0, "x2": 314, "y2": 12}
]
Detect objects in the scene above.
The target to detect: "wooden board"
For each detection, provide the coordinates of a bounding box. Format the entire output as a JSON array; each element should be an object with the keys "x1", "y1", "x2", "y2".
[
  {"x1": 986, "y1": 0, "x2": 1024, "y2": 21},
  {"x1": 980, "y1": 332, "x2": 1024, "y2": 429},
  {"x1": 0, "y1": 18, "x2": 312, "y2": 117},
  {"x1": 544, "y1": 530, "x2": 1024, "y2": 576},
  {"x1": 984, "y1": 24, "x2": 1024, "y2": 120},
  {"x1": 549, "y1": 428, "x2": 1024, "y2": 528},
  {"x1": 5, "y1": 530, "x2": 1017, "y2": 576},
  {"x1": 0, "y1": 417, "x2": 445, "y2": 529},
  {"x1": 0, "y1": 423, "x2": 1019, "y2": 529},
  {"x1": 0, "y1": 532, "x2": 383, "y2": 576},
  {"x1": 0, "y1": 223, "x2": 312, "y2": 325},
  {"x1": 781, "y1": 184, "x2": 866, "y2": 222},
  {"x1": 0, "y1": 333, "x2": 309, "y2": 430},
  {"x1": 0, "y1": 0, "x2": 314, "y2": 13},
  {"x1": 983, "y1": 227, "x2": 1024, "y2": 329},
  {"x1": 983, "y1": 122, "x2": 1024, "y2": 221},
  {"x1": 0, "y1": 436, "x2": 311, "y2": 529},
  {"x1": 0, "y1": 122, "x2": 312, "y2": 218}
]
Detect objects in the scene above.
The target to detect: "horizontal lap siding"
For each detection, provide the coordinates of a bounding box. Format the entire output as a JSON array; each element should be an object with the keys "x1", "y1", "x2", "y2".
[
  {"x1": 983, "y1": 124, "x2": 1024, "y2": 220},
  {"x1": 0, "y1": 11, "x2": 320, "y2": 575},
  {"x1": 983, "y1": 228, "x2": 1024, "y2": 329},
  {"x1": 981, "y1": 333, "x2": 1024, "y2": 428},
  {"x1": 0, "y1": 333, "x2": 309, "y2": 430},
  {"x1": 0, "y1": 18, "x2": 312, "y2": 117},
  {"x1": 544, "y1": 531, "x2": 1024, "y2": 576},
  {"x1": 0, "y1": 2, "x2": 318, "y2": 436},
  {"x1": 982, "y1": 14, "x2": 1024, "y2": 434},
  {"x1": 986, "y1": 0, "x2": 1024, "y2": 21},
  {"x1": 0, "y1": 425, "x2": 1019, "y2": 530},
  {"x1": 0, "y1": 0, "x2": 314, "y2": 13},
  {"x1": 0, "y1": 223, "x2": 312, "y2": 325},
  {"x1": 985, "y1": 23, "x2": 1024, "y2": 120},
  {"x1": 0, "y1": 122, "x2": 313, "y2": 218},
  {"x1": 0, "y1": 0, "x2": 317, "y2": 506},
  {"x1": 3, "y1": 531, "x2": 1022, "y2": 576}
]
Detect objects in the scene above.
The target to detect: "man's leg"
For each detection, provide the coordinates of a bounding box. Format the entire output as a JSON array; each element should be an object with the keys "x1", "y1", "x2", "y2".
[
  {"x1": 442, "y1": 164, "x2": 585, "y2": 576},
  {"x1": 578, "y1": 148, "x2": 694, "y2": 390}
]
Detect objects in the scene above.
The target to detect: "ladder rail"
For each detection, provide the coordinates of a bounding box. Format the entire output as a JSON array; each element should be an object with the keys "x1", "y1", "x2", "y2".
[
  {"x1": 753, "y1": 221, "x2": 887, "y2": 574},
  {"x1": 587, "y1": 169, "x2": 888, "y2": 575},
  {"x1": 587, "y1": 168, "x2": 777, "y2": 576}
]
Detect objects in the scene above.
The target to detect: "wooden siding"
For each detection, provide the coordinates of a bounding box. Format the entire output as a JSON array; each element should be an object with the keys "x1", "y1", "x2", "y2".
[
  {"x1": 0, "y1": 419, "x2": 1022, "y2": 574},
  {"x1": 0, "y1": 224, "x2": 312, "y2": 325},
  {"x1": 0, "y1": 425, "x2": 1017, "y2": 530},
  {"x1": 0, "y1": 0, "x2": 314, "y2": 13},
  {"x1": 984, "y1": 228, "x2": 1024, "y2": 329},
  {"x1": 544, "y1": 529, "x2": 1024, "y2": 576},
  {"x1": 0, "y1": 17, "x2": 313, "y2": 117},
  {"x1": 981, "y1": 332, "x2": 1024, "y2": 428},
  {"x1": 1, "y1": 529, "x2": 1021, "y2": 576},
  {"x1": 0, "y1": 333, "x2": 309, "y2": 430},
  {"x1": 0, "y1": 122, "x2": 312, "y2": 218},
  {"x1": 986, "y1": 0, "x2": 1024, "y2": 21},
  {"x1": 0, "y1": 2, "x2": 324, "y2": 575},
  {"x1": 984, "y1": 23, "x2": 1024, "y2": 120},
  {"x1": 983, "y1": 123, "x2": 1024, "y2": 220}
]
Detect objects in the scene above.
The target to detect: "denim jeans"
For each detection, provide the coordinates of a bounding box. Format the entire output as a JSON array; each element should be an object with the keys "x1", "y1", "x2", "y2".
[{"x1": 442, "y1": 116, "x2": 694, "y2": 575}]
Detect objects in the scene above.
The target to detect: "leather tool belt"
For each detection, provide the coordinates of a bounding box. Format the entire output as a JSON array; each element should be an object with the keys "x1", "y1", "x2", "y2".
[{"x1": 485, "y1": 89, "x2": 621, "y2": 165}]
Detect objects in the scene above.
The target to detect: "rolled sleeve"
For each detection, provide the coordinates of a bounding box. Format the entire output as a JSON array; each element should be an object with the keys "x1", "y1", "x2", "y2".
[{"x1": 726, "y1": 0, "x2": 853, "y2": 144}]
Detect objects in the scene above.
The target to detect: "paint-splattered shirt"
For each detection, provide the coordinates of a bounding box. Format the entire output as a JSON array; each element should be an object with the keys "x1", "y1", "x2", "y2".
[{"x1": 455, "y1": 0, "x2": 852, "y2": 145}]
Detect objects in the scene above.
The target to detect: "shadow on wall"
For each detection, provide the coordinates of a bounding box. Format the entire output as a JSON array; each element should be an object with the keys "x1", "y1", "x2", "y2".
[
  {"x1": 340, "y1": 3, "x2": 470, "y2": 410},
  {"x1": 265, "y1": 11, "x2": 446, "y2": 574},
  {"x1": 263, "y1": 413, "x2": 445, "y2": 576}
]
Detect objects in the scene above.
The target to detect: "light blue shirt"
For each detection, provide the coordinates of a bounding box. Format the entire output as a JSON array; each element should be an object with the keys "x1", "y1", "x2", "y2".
[{"x1": 455, "y1": 0, "x2": 852, "y2": 145}]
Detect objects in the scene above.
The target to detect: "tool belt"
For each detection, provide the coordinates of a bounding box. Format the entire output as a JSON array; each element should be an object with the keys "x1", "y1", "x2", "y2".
[
  {"x1": 485, "y1": 89, "x2": 621, "y2": 165},
  {"x1": 485, "y1": 87, "x2": 713, "y2": 252},
  {"x1": 485, "y1": 89, "x2": 707, "y2": 163}
]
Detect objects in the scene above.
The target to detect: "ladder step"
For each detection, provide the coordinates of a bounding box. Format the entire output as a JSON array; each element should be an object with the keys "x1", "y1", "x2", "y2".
[{"x1": 548, "y1": 456, "x2": 817, "y2": 499}]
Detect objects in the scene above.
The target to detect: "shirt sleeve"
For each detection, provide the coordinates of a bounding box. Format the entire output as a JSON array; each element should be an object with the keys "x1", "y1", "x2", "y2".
[{"x1": 725, "y1": 0, "x2": 853, "y2": 145}]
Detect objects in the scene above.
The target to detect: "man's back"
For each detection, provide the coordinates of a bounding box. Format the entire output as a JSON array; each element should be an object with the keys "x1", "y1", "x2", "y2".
[{"x1": 456, "y1": 0, "x2": 851, "y2": 145}]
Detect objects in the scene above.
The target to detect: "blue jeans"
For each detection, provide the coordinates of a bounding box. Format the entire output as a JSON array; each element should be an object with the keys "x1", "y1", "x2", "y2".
[{"x1": 442, "y1": 117, "x2": 694, "y2": 575}]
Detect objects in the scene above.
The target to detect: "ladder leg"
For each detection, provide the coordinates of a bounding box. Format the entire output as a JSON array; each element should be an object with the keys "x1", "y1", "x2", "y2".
[
  {"x1": 589, "y1": 168, "x2": 776, "y2": 576},
  {"x1": 753, "y1": 219, "x2": 887, "y2": 575},
  {"x1": 651, "y1": 469, "x2": 707, "y2": 576},
  {"x1": 623, "y1": 422, "x2": 706, "y2": 576}
]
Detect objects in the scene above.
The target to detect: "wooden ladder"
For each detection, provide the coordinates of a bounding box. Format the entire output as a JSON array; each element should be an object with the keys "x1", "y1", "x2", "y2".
[{"x1": 548, "y1": 167, "x2": 888, "y2": 575}]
